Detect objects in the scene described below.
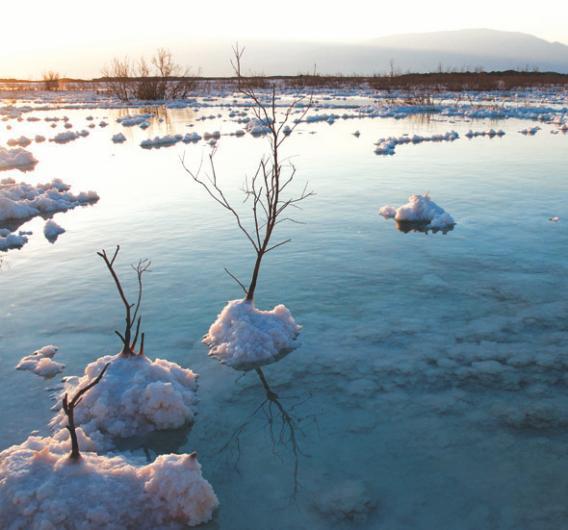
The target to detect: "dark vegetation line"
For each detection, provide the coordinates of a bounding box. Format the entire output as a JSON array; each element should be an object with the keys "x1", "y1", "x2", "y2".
[{"x1": 2, "y1": 71, "x2": 568, "y2": 93}]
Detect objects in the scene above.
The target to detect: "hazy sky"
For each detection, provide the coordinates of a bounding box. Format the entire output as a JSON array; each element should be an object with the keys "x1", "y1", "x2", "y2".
[{"x1": 3, "y1": 0, "x2": 568, "y2": 78}]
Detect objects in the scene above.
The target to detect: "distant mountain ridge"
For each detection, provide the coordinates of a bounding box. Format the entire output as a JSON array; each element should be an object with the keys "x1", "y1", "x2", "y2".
[
  {"x1": 369, "y1": 28, "x2": 568, "y2": 66},
  {"x1": 182, "y1": 29, "x2": 568, "y2": 76},
  {"x1": 3, "y1": 28, "x2": 568, "y2": 79}
]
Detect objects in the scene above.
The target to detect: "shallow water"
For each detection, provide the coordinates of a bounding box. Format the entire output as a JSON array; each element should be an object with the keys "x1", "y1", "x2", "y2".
[{"x1": 1, "y1": 98, "x2": 568, "y2": 529}]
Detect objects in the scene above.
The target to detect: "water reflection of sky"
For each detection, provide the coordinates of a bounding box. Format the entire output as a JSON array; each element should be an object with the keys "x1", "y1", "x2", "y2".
[{"x1": 1, "y1": 103, "x2": 568, "y2": 529}]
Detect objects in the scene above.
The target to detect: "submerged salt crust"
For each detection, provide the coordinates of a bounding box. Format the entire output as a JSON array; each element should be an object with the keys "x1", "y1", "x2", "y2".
[
  {"x1": 0, "y1": 435, "x2": 219, "y2": 529},
  {"x1": 2, "y1": 87, "x2": 568, "y2": 529},
  {"x1": 51, "y1": 353, "x2": 199, "y2": 449},
  {"x1": 205, "y1": 299, "x2": 301, "y2": 369}
]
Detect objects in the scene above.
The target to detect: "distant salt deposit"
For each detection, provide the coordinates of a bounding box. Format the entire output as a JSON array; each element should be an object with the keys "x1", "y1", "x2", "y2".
[
  {"x1": 519, "y1": 126, "x2": 540, "y2": 135},
  {"x1": 0, "y1": 228, "x2": 29, "y2": 251},
  {"x1": 183, "y1": 132, "x2": 202, "y2": 143},
  {"x1": 375, "y1": 131, "x2": 459, "y2": 156},
  {"x1": 118, "y1": 114, "x2": 153, "y2": 127},
  {"x1": 112, "y1": 132, "x2": 127, "y2": 143},
  {"x1": 0, "y1": 178, "x2": 98, "y2": 224},
  {"x1": 50, "y1": 130, "x2": 89, "y2": 144},
  {"x1": 0, "y1": 147, "x2": 37, "y2": 172},
  {"x1": 141, "y1": 135, "x2": 182, "y2": 148},
  {"x1": 246, "y1": 119, "x2": 271, "y2": 136},
  {"x1": 7, "y1": 136, "x2": 32, "y2": 148},
  {"x1": 203, "y1": 131, "x2": 221, "y2": 141},
  {"x1": 465, "y1": 129, "x2": 505, "y2": 138},
  {"x1": 44, "y1": 219, "x2": 65, "y2": 242}
]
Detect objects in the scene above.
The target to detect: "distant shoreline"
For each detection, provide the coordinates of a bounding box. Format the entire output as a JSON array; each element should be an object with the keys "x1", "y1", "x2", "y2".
[{"x1": 2, "y1": 71, "x2": 568, "y2": 92}]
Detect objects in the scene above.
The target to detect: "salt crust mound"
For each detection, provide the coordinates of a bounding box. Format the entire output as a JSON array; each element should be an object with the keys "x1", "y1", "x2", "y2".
[
  {"x1": 0, "y1": 178, "x2": 99, "y2": 223},
  {"x1": 16, "y1": 345, "x2": 64, "y2": 378},
  {"x1": 379, "y1": 193, "x2": 455, "y2": 230},
  {"x1": 0, "y1": 147, "x2": 38, "y2": 172},
  {"x1": 245, "y1": 118, "x2": 271, "y2": 136},
  {"x1": 374, "y1": 131, "x2": 459, "y2": 155},
  {"x1": 50, "y1": 354, "x2": 198, "y2": 449},
  {"x1": 118, "y1": 114, "x2": 153, "y2": 127},
  {"x1": 50, "y1": 130, "x2": 89, "y2": 144},
  {"x1": 140, "y1": 133, "x2": 202, "y2": 148},
  {"x1": 7, "y1": 136, "x2": 32, "y2": 148},
  {"x1": 111, "y1": 132, "x2": 126, "y2": 143},
  {"x1": 43, "y1": 220, "x2": 65, "y2": 242},
  {"x1": 0, "y1": 228, "x2": 28, "y2": 251},
  {"x1": 205, "y1": 299, "x2": 301, "y2": 369},
  {"x1": 0, "y1": 434, "x2": 218, "y2": 529}
]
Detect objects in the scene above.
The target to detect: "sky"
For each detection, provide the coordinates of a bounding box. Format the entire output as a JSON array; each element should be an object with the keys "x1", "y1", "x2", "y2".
[{"x1": 2, "y1": 0, "x2": 568, "y2": 78}]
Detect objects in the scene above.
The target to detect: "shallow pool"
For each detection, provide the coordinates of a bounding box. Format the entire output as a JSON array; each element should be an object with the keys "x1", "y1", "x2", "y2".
[{"x1": 1, "y1": 98, "x2": 568, "y2": 529}]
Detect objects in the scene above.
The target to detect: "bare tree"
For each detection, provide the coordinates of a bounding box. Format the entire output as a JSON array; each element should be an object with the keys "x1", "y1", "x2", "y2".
[
  {"x1": 101, "y1": 57, "x2": 132, "y2": 101},
  {"x1": 230, "y1": 42, "x2": 246, "y2": 89},
  {"x1": 182, "y1": 45, "x2": 314, "y2": 302},
  {"x1": 151, "y1": 47, "x2": 197, "y2": 99},
  {"x1": 102, "y1": 49, "x2": 196, "y2": 101},
  {"x1": 62, "y1": 363, "x2": 110, "y2": 460},
  {"x1": 389, "y1": 58, "x2": 396, "y2": 78},
  {"x1": 152, "y1": 48, "x2": 177, "y2": 78},
  {"x1": 97, "y1": 246, "x2": 151, "y2": 356},
  {"x1": 42, "y1": 70, "x2": 61, "y2": 91},
  {"x1": 135, "y1": 56, "x2": 162, "y2": 100}
]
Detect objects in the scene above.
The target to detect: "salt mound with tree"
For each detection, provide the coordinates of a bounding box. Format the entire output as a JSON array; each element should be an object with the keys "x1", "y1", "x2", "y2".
[
  {"x1": 379, "y1": 193, "x2": 455, "y2": 231},
  {"x1": 205, "y1": 299, "x2": 301, "y2": 369},
  {"x1": 2, "y1": 359, "x2": 217, "y2": 529},
  {"x1": 183, "y1": 50, "x2": 311, "y2": 370},
  {"x1": 50, "y1": 246, "x2": 199, "y2": 449},
  {"x1": 0, "y1": 436, "x2": 218, "y2": 529}
]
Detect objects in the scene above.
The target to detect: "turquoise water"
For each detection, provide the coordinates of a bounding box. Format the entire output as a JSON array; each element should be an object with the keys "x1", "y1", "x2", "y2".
[{"x1": 1, "y1": 104, "x2": 568, "y2": 529}]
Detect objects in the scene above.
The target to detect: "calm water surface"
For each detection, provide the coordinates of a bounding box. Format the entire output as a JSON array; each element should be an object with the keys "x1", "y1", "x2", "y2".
[{"x1": 1, "y1": 104, "x2": 568, "y2": 529}]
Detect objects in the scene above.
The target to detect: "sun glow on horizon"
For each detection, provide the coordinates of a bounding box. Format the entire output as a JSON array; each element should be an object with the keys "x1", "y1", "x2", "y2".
[{"x1": 2, "y1": 0, "x2": 568, "y2": 78}]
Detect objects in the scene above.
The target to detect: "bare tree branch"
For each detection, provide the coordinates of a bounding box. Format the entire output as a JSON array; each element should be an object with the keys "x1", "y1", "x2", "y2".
[
  {"x1": 224, "y1": 267, "x2": 248, "y2": 295},
  {"x1": 63, "y1": 362, "x2": 110, "y2": 460},
  {"x1": 182, "y1": 45, "x2": 315, "y2": 302},
  {"x1": 98, "y1": 246, "x2": 150, "y2": 356}
]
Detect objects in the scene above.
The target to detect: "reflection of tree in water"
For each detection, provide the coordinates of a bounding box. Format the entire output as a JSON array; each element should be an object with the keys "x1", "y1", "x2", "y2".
[
  {"x1": 405, "y1": 112, "x2": 434, "y2": 126},
  {"x1": 130, "y1": 105, "x2": 196, "y2": 134},
  {"x1": 218, "y1": 367, "x2": 316, "y2": 498}
]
